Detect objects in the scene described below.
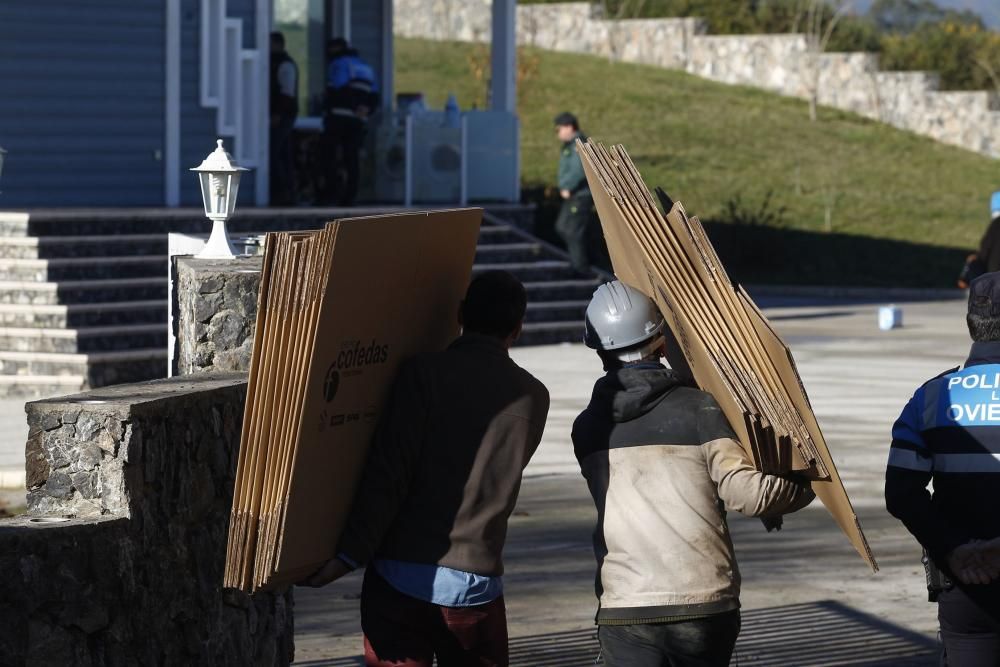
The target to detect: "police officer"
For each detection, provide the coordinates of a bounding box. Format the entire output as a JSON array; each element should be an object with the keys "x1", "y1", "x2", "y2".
[
  {"x1": 553, "y1": 112, "x2": 600, "y2": 274},
  {"x1": 321, "y1": 38, "x2": 379, "y2": 206},
  {"x1": 574, "y1": 281, "x2": 815, "y2": 666},
  {"x1": 886, "y1": 271, "x2": 1000, "y2": 665}
]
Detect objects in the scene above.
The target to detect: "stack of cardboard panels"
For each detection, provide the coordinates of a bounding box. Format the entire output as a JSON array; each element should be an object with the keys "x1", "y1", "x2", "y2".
[
  {"x1": 225, "y1": 209, "x2": 483, "y2": 592},
  {"x1": 578, "y1": 140, "x2": 877, "y2": 571}
]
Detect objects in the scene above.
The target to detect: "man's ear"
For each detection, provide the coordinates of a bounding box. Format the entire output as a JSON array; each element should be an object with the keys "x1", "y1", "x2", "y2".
[{"x1": 505, "y1": 319, "x2": 524, "y2": 349}]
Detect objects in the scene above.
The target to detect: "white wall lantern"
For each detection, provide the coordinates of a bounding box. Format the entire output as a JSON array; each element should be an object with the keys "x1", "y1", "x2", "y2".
[{"x1": 190, "y1": 139, "x2": 250, "y2": 259}]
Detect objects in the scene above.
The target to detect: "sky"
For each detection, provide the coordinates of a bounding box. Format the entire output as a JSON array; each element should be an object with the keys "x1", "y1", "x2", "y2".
[{"x1": 852, "y1": 0, "x2": 1000, "y2": 28}]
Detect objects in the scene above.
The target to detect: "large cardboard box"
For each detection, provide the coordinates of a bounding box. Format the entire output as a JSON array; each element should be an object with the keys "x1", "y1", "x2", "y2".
[
  {"x1": 578, "y1": 140, "x2": 877, "y2": 571},
  {"x1": 225, "y1": 209, "x2": 483, "y2": 591}
]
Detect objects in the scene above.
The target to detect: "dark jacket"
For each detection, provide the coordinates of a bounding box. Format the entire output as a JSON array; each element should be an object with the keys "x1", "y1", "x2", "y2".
[
  {"x1": 270, "y1": 51, "x2": 298, "y2": 121},
  {"x1": 886, "y1": 341, "x2": 1000, "y2": 565},
  {"x1": 573, "y1": 363, "x2": 814, "y2": 623},
  {"x1": 978, "y1": 216, "x2": 1000, "y2": 273},
  {"x1": 337, "y1": 333, "x2": 550, "y2": 576},
  {"x1": 558, "y1": 132, "x2": 590, "y2": 196},
  {"x1": 325, "y1": 49, "x2": 380, "y2": 116}
]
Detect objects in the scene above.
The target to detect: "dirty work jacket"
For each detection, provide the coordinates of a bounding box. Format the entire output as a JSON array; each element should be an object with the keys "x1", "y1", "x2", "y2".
[
  {"x1": 886, "y1": 341, "x2": 1000, "y2": 565},
  {"x1": 337, "y1": 333, "x2": 550, "y2": 577},
  {"x1": 572, "y1": 363, "x2": 815, "y2": 623}
]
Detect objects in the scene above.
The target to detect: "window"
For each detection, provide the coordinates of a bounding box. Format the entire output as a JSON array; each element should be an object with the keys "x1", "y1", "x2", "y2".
[{"x1": 273, "y1": 0, "x2": 328, "y2": 116}]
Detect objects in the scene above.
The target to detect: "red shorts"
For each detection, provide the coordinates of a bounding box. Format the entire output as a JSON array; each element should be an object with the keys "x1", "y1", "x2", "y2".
[{"x1": 360, "y1": 568, "x2": 509, "y2": 667}]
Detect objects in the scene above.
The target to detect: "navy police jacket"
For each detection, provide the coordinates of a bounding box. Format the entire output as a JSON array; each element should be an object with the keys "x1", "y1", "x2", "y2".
[{"x1": 886, "y1": 341, "x2": 1000, "y2": 563}]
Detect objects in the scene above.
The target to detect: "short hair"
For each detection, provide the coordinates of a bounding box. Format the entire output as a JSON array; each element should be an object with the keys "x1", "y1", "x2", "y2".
[
  {"x1": 553, "y1": 112, "x2": 579, "y2": 131},
  {"x1": 967, "y1": 312, "x2": 1000, "y2": 342},
  {"x1": 328, "y1": 37, "x2": 349, "y2": 54},
  {"x1": 270, "y1": 31, "x2": 285, "y2": 47},
  {"x1": 461, "y1": 271, "x2": 527, "y2": 339}
]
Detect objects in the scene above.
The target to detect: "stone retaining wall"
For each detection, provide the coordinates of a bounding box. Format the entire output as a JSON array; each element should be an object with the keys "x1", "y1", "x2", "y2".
[
  {"x1": 0, "y1": 374, "x2": 294, "y2": 666},
  {"x1": 394, "y1": 0, "x2": 1000, "y2": 158}
]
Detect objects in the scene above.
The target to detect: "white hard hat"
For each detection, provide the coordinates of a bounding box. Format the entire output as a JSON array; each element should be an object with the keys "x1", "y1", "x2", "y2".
[{"x1": 584, "y1": 281, "x2": 664, "y2": 351}]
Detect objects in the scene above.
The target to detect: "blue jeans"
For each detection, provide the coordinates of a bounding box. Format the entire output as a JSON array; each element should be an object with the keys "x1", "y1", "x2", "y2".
[{"x1": 598, "y1": 612, "x2": 741, "y2": 667}]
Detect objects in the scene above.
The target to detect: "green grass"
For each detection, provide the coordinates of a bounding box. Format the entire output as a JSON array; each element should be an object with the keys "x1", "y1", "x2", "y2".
[{"x1": 396, "y1": 37, "x2": 999, "y2": 255}]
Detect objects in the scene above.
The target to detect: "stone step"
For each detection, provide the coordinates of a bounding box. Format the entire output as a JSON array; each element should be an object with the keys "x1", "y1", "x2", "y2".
[
  {"x1": 474, "y1": 242, "x2": 546, "y2": 264},
  {"x1": 524, "y1": 279, "x2": 602, "y2": 303},
  {"x1": 517, "y1": 321, "x2": 588, "y2": 347},
  {"x1": 0, "y1": 374, "x2": 87, "y2": 399},
  {"x1": 0, "y1": 255, "x2": 168, "y2": 281},
  {"x1": 0, "y1": 300, "x2": 167, "y2": 328},
  {"x1": 476, "y1": 225, "x2": 524, "y2": 245},
  {"x1": 0, "y1": 206, "x2": 536, "y2": 237},
  {"x1": 524, "y1": 300, "x2": 589, "y2": 324},
  {"x1": 0, "y1": 324, "x2": 167, "y2": 354},
  {"x1": 473, "y1": 261, "x2": 584, "y2": 283},
  {"x1": 0, "y1": 278, "x2": 167, "y2": 305},
  {"x1": 0, "y1": 226, "x2": 520, "y2": 263},
  {"x1": 0, "y1": 234, "x2": 168, "y2": 260},
  {"x1": 0, "y1": 234, "x2": 167, "y2": 260},
  {"x1": 0, "y1": 348, "x2": 166, "y2": 385}
]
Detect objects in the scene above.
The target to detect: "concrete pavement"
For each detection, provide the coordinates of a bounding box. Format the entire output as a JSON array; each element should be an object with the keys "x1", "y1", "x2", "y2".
[
  {"x1": 0, "y1": 295, "x2": 975, "y2": 663},
  {"x1": 292, "y1": 297, "x2": 970, "y2": 665}
]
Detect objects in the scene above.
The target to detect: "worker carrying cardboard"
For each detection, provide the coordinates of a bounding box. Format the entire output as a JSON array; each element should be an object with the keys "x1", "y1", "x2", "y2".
[
  {"x1": 572, "y1": 281, "x2": 815, "y2": 667},
  {"x1": 886, "y1": 271, "x2": 1000, "y2": 665},
  {"x1": 303, "y1": 270, "x2": 550, "y2": 667}
]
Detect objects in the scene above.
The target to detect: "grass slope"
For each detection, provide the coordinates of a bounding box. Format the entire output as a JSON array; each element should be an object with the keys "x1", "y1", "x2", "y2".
[{"x1": 396, "y1": 38, "x2": 999, "y2": 265}]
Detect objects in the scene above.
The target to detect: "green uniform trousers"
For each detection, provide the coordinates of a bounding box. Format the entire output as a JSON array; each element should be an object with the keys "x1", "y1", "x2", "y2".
[{"x1": 555, "y1": 193, "x2": 597, "y2": 273}]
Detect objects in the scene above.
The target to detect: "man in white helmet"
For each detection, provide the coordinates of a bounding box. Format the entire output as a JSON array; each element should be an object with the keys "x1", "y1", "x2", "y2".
[{"x1": 572, "y1": 281, "x2": 815, "y2": 667}]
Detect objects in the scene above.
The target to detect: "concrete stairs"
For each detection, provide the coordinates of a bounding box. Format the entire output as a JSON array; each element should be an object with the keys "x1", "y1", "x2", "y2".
[{"x1": 0, "y1": 208, "x2": 603, "y2": 397}]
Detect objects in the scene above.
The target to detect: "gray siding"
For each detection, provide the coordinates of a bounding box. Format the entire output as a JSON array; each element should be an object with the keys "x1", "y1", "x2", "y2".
[
  {"x1": 0, "y1": 1, "x2": 167, "y2": 207},
  {"x1": 179, "y1": 0, "x2": 257, "y2": 207}
]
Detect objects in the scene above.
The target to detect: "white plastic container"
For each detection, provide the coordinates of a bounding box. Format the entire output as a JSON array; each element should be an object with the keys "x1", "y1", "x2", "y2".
[{"x1": 878, "y1": 305, "x2": 903, "y2": 331}]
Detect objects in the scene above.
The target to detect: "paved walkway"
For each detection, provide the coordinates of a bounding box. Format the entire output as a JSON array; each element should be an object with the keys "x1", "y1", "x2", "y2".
[
  {"x1": 293, "y1": 297, "x2": 970, "y2": 665},
  {"x1": 0, "y1": 295, "x2": 974, "y2": 663}
]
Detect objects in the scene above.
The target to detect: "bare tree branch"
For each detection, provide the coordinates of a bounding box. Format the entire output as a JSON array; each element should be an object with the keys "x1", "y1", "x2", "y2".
[{"x1": 801, "y1": 0, "x2": 856, "y2": 121}]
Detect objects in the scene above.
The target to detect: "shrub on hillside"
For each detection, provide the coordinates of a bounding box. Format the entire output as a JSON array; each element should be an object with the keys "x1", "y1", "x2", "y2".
[
  {"x1": 519, "y1": 0, "x2": 997, "y2": 89},
  {"x1": 880, "y1": 21, "x2": 1000, "y2": 91}
]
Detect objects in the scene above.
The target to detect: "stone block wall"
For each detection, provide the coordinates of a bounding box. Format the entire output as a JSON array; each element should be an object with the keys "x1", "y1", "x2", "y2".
[
  {"x1": 175, "y1": 256, "x2": 262, "y2": 375},
  {"x1": 394, "y1": 0, "x2": 1000, "y2": 158},
  {"x1": 1, "y1": 374, "x2": 294, "y2": 666}
]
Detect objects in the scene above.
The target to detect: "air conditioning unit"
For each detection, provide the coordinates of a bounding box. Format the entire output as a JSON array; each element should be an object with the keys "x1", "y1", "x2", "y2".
[
  {"x1": 372, "y1": 119, "x2": 407, "y2": 203},
  {"x1": 410, "y1": 120, "x2": 461, "y2": 204}
]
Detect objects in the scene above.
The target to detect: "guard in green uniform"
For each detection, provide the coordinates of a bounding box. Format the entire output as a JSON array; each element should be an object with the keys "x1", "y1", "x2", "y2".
[{"x1": 553, "y1": 112, "x2": 597, "y2": 273}]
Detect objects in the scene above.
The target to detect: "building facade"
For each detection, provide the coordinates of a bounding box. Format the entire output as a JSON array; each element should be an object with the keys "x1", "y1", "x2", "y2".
[{"x1": 0, "y1": 0, "x2": 519, "y2": 208}]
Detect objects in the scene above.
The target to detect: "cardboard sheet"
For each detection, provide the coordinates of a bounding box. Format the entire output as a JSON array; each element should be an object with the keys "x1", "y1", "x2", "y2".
[
  {"x1": 225, "y1": 209, "x2": 482, "y2": 591},
  {"x1": 578, "y1": 139, "x2": 877, "y2": 571}
]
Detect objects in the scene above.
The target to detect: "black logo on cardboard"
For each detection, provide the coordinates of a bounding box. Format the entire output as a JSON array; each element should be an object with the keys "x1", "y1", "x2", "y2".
[
  {"x1": 324, "y1": 365, "x2": 340, "y2": 402},
  {"x1": 334, "y1": 339, "x2": 390, "y2": 371}
]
